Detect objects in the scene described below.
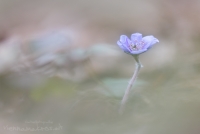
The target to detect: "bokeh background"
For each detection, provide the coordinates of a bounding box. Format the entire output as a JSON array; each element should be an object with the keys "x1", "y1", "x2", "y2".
[{"x1": 0, "y1": 0, "x2": 200, "y2": 134}]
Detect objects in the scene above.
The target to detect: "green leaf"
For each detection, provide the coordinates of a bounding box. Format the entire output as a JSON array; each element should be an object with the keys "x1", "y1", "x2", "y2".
[
  {"x1": 31, "y1": 78, "x2": 77, "y2": 101},
  {"x1": 99, "y1": 78, "x2": 146, "y2": 97}
]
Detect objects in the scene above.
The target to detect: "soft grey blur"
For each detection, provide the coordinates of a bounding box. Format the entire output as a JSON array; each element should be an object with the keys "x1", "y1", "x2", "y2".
[{"x1": 0, "y1": 0, "x2": 200, "y2": 134}]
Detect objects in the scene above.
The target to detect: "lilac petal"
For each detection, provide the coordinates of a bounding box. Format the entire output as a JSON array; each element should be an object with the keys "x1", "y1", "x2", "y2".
[
  {"x1": 120, "y1": 35, "x2": 129, "y2": 43},
  {"x1": 131, "y1": 33, "x2": 142, "y2": 42},
  {"x1": 142, "y1": 36, "x2": 159, "y2": 49},
  {"x1": 119, "y1": 35, "x2": 131, "y2": 49},
  {"x1": 117, "y1": 41, "x2": 130, "y2": 53},
  {"x1": 120, "y1": 35, "x2": 132, "y2": 45},
  {"x1": 130, "y1": 49, "x2": 148, "y2": 55}
]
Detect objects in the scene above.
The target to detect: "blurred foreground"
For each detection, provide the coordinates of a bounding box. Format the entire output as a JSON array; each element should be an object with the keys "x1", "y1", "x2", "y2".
[{"x1": 1, "y1": 0, "x2": 200, "y2": 134}]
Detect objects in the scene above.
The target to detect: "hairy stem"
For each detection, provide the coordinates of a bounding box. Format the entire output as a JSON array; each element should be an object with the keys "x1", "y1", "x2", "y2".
[{"x1": 119, "y1": 55, "x2": 142, "y2": 114}]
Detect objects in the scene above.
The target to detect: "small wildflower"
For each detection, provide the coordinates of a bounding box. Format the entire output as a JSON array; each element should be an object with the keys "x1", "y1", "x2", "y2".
[{"x1": 117, "y1": 33, "x2": 159, "y2": 55}]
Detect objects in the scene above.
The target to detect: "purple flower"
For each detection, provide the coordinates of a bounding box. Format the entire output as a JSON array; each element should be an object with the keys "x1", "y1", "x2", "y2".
[{"x1": 117, "y1": 33, "x2": 159, "y2": 55}]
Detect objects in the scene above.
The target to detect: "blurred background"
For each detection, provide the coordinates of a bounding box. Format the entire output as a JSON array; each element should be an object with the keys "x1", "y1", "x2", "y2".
[{"x1": 0, "y1": 0, "x2": 200, "y2": 134}]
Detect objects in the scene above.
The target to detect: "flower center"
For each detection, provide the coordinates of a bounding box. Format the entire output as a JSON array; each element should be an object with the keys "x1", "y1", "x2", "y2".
[
  {"x1": 129, "y1": 40, "x2": 145, "y2": 51},
  {"x1": 130, "y1": 43, "x2": 138, "y2": 50}
]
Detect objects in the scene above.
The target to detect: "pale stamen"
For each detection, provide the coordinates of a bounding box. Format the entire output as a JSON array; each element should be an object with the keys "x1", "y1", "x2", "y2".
[{"x1": 130, "y1": 40, "x2": 145, "y2": 51}]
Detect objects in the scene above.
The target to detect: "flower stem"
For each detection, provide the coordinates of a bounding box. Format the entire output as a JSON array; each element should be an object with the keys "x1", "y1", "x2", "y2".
[{"x1": 119, "y1": 55, "x2": 142, "y2": 114}]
